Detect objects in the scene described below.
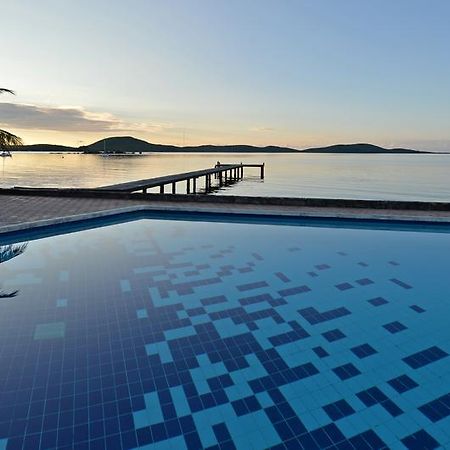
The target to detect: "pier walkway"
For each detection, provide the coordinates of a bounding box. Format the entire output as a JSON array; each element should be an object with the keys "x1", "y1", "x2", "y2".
[{"x1": 98, "y1": 163, "x2": 264, "y2": 194}]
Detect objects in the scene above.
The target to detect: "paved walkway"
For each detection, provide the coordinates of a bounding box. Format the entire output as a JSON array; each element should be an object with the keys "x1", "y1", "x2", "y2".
[
  {"x1": 0, "y1": 195, "x2": 149, "y2": 227},
  {"x1": 2, "y1": 194, "x2": 450, "y2": 233}
]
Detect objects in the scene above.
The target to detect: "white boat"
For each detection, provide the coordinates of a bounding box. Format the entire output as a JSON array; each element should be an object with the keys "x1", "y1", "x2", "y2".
[{"x1": 0, "y1": 150, "x2": 12, "y2": 157}]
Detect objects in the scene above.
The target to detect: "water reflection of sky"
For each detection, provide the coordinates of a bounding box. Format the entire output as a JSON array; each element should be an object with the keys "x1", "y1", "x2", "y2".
[{"x1": 2, "y1": 152, "x2": 450, "y2": 201}]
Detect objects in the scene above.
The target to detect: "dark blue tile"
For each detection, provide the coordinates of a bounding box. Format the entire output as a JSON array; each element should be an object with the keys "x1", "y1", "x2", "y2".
[{"x1": 401, "y1": 429, "x2": 439, "y2": 449}]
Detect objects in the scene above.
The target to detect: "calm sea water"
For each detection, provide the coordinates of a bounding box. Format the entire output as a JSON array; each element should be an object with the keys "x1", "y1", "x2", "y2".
[{"x1": 1, "y1": 152, "x2": 450, "y2": 201}]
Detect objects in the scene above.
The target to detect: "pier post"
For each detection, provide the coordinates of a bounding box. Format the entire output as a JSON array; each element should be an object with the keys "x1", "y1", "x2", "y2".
[
  {"x1": 160, "y1": 185, "x2": 164, "y2": 194},
  {"x1": 172, "y1": 182, "x2": 176, "y2": 194},
  {"x1": 261, "y1": 163, "x2": 265, "y2": 179},
  {"x1": 143, "y1": 188, "x2": 147, "y2": 194},
  {"x1": 193, "y1": 178, "x2": 197, "y2": 193},
  {"x1": 187, "y1": 179, "x2": 190, "y2": 194},
  {"x1": 219, "y1": 171, "x2": 223, "y2": 186}
]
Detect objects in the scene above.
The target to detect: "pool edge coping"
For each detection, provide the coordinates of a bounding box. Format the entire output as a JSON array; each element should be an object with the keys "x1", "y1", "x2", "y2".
[{"x1": 2, "y1": 203, "x2": 450, "y2": 235}]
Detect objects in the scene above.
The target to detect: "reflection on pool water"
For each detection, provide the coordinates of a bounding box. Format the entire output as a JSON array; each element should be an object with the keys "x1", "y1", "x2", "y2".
[{"x1": 1, "y1": 216, "x2": 450, "y2": 449}]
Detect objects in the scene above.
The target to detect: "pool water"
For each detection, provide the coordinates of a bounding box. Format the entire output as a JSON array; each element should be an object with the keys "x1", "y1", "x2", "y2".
[{"x1": 1, "y1": 216, "x2": 450, "y2": 449}]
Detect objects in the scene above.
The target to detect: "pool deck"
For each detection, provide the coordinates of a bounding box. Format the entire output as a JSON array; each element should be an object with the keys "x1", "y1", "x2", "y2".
[{"x1": 2, "y1": 190, "x2": 450, "y2": 234}]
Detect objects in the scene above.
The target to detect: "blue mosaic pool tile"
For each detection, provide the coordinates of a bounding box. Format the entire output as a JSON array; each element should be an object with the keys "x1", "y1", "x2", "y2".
[
  {"x1": 418, "y1": 392, "x2": 450, "y2": 422},
  {"x1": 388, "y1": 375, "x2": 419, "y2": 394},
  {"x1": 401, "y1": 429, "x2": 440, "y2": 449},
  {"x1": 2, "y1": 218, "x2": 450, "y2": 448},
  {"x1": 368, "y1": 296, "x2": 389, "y2": 306},
  {"x1": 323, "y1": 399, "x2": 355, "y2": 421},
  {"x1": 58, "y1": 270, "x2": 69, "y2": 282},
  {"x1": 357, "y1": 386, "x2": 403, "y2": 417},
  {"x1": 335, "y1": 282, "x2": 354, "y2": 291},
  {"x1": 322, "y1": 328, "x2": 346, "y2": 342},
  {"x1": 350, "y1": 429, "x2": 387, "y2": 449},
  {"x1": 383, "y1": 321, "x2": 407, "y2": 334},
  {"x1": 403, "y1": 346, "x2": 449, "y2": 369},
  {"x1": 137, "y1": 308, "x2": 148, "y2": 319},
  {"x1": 312, "y1": 346, "x2": 329, "y2": 358},
  {"x1": 278, "y1": 285, "x2": 311, "y2": 297},
  {"x1": 56, "y1": 297, "x2": 68, "y2": 307},
  {"x1": 33, "y1": 321, "x2": 66, "y2": 340},
  {"x1": 391, "y1": 278, "x2": 413, "y2": 289},
  {"x1": 275, "y1": 272, "x2": 290, "y2": 282},
  {"x1": 237, "y1": 281, "x2": 268, "y2": 292},
  {"x1": 298, "y1": 306, "x2": 351, "y2": 325},
  {"x1": 315, "y1": 264, "x2": 330, "y2": 270},
  {"x1": 351, "y1": 343, "x2": 377, "y2": 359},
  {"x1": 332, "y1": 363, "x2": 361, "y2": 381},
  {"x1": 332, "y1": 363, "x2": 361, "y2": 380},
  {"x1": 120, "y1": 279, "x2": 131, "y2": 292}
]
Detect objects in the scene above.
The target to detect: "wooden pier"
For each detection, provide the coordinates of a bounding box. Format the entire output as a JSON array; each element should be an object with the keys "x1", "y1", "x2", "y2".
[{"x1": 98, "y1": 163, "x2": 264, "y2": 194}]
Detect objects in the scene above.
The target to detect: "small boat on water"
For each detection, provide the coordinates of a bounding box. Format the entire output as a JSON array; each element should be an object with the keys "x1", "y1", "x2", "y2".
[{"x1": 0, "y1": 150, "x2": 12, "y2": 157}]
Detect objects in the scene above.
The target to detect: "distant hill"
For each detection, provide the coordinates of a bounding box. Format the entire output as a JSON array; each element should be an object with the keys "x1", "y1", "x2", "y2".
[
  {"x1": 15, "y1": 143, "x2": 78, "y2": 152},
  {"x1": 79, "y1": 136, "x2": 299, "y2": 153},
  {"x1": 15, "y1": 136, "x2": 431, "y2": 154},
  {"x1": 302, "y1": 143, "x2": 428, "y2": 154}
]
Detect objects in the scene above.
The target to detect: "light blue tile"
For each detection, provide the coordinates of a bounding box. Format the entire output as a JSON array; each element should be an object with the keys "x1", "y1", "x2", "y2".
[
  {"x1": 59, "y1": 270, "x2": 69, "y2": 282},
  {"x1": 133, "y1": 409, "x2": 150, "y2": 429},
  {"x1": 34, "y1": 322, "x2": 66, "y2": 340},
  {"x1": 56, "y1": 298, "x2": 68, "y2": 307},
  {"x1": 193, "y1": 417, "x2": 216, "y2": 448},
  {"x1": 120, "y1": 279, "x2": 131, "y2": 293},
  {"x1": 170, "y1": 386, "x2": 191, "y2": 417},
  {"x1": 255, "y1": 391, "x2": 273, "y2": 408},
  {"x1": 164, "y1": 325, "x2": 196, "y2": 339},
  {"x1": 145, "y1": 341, "x2": 173, "y2": 363},
  {"x1": 137, "y1": 308, "x2": 148, "y2": 319},
  {"x1": 0, "y1": 439, "x2": 7, "y2": 450}
]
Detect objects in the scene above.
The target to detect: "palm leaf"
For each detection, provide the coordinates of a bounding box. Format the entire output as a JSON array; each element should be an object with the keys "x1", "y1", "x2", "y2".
[
  {"x1": 0, "y1": 243, "x2": 28, "y2": 263},
  {"x1": 0, "y1": 88, "x2": 23, "y2": 148},
  {"x1": 0, "y1": 289, "x2": 19, "y2": 298},
  {"x1": 0, "y1": 88, "x2": 15, "y2": 95},
  {"x1": 0, "y1": 129, "x2": 23, "y2": 149}
]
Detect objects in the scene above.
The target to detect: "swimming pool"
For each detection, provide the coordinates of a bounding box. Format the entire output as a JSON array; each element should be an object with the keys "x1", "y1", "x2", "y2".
[{"x1": 1, "y1": 214, "x2": 449, "y2": 449}]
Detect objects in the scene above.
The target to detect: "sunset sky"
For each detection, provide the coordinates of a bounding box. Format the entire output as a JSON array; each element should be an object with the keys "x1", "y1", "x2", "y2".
[{"x1": 2, "y1": 0, "x2": 450, "y2": 151}]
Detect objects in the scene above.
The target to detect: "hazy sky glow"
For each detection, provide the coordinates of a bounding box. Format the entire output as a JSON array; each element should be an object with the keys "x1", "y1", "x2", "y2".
[{"x1": 2, "y1": 0, "x2": 450, "y2": 150}]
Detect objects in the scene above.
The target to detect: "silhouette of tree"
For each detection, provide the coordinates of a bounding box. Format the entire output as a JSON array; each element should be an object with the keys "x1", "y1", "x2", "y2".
[{"x1": 0, "y1": 88, "x2": 23, "y2": 150}]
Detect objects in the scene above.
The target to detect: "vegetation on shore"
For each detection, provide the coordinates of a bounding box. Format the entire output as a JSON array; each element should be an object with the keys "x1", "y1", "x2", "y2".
[{"x1": 15, "y1": 136, "x2": 430, "y2": 154}]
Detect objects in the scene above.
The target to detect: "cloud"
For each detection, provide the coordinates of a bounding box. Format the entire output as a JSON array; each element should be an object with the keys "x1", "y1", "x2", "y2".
[
  {"x1": 250, "y1": 126, "x2": 275, "y2": 132},
  {"x1": 0, "y1": 102, "x2": 172, "y2": 133}
]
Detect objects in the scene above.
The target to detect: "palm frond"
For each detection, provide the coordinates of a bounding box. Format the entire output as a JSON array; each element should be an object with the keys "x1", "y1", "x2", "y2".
[
  {"x1": 0, "y1": 129, "x2": 23, "y2": 149},
  {"x1": 0, "y1": 243, "x2": 28, "y2": 263},
  {"x1": 0, "y1": 88, "x2": 15, "y2": 95},
  {"x1": 0, "y1": 289, "x2": 19, "y2": 298}
]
